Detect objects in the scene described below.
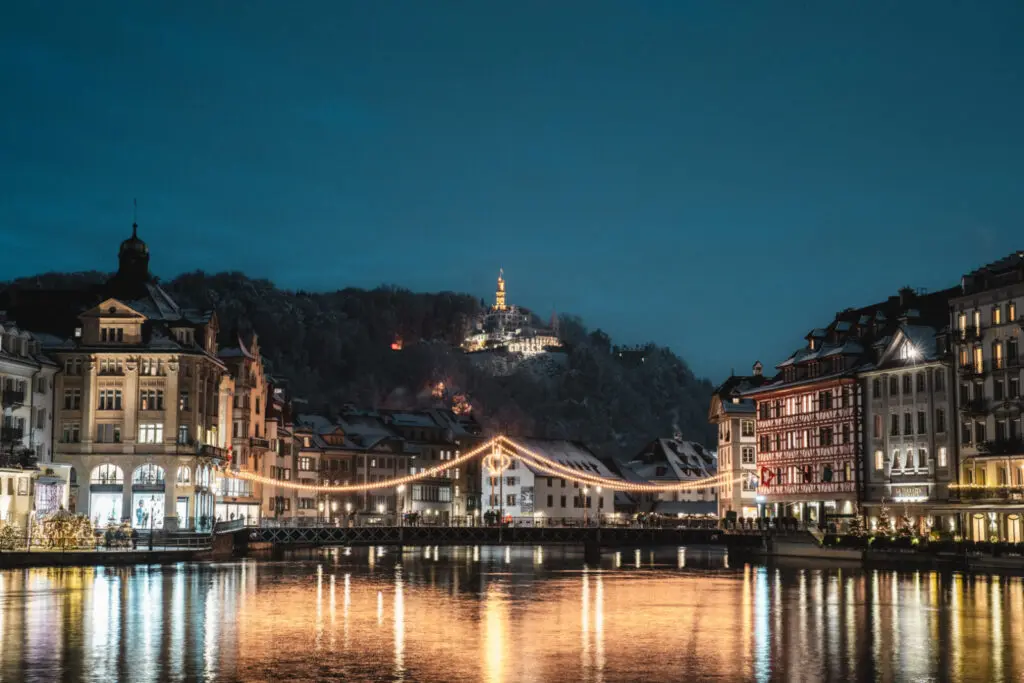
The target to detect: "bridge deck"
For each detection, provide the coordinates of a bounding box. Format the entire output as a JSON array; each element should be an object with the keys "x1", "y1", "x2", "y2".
[{"x1": 250, "y1": 525, "x2": 769, "y2": 549}]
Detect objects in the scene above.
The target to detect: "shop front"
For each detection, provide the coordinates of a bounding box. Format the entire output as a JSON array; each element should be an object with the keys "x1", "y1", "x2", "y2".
[
  {"x1": 131, "y1": 464, "x2": 166, "y2": 529},
  {"x1": 89, "y1": 464, "x2": 125, "y2": 526}
]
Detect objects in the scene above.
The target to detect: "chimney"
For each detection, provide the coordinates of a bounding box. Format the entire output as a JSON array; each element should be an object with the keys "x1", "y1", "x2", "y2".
[{"x1": 899, "y1": 286, "x2": 915, "y2": 308}]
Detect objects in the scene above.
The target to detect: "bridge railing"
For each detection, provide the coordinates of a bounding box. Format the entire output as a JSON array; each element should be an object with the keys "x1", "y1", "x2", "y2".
[{"x1": 257, "y1": 515, "x2": 729, "y2": 531}]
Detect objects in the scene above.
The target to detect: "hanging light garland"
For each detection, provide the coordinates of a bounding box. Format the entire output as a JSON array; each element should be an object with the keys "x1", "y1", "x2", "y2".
[{"x1": 224, "y1": 435, "x2": 737, "y2": 494}]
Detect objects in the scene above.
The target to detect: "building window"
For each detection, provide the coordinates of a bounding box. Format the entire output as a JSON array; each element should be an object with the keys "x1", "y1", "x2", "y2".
[
  {"x1": 506, "y1": 494, "x2": 516, "y2": 506},
  {"x1": 935, "y1": 409, "x2": 945, "y2": 434},
  {"x1": 298, "y1": 457, "x2": 314, "y2": 471},
  {"x1": 917, "y1": 411, "x2": 926, "y2": 435},
  {"x1": 547, "y1": 494, "x2": 553, "y2": 507},
  {"x1": 178, "y1": 425, "x2": 190, "y2": 444},
  {"x1": 996, "y1": 420, "x2": 1007, "y2": 442},
  {"x1": 976, "y1": 421, "x2": 987, "y2": 443},
  {"x1": 138, "y1": 423, "x2": 163, "y2": 444},
  {"x1": 63, "y1": 389, "x2": 81, "y2": 410},
  {"x1": 938, "y1": 447, "x2": 947, "y2": 467},
  {"x1": 61, "y1": 422, "x2": 81, "y2": 443},
  {"x1": 903, "y1": 412, "x2": 912, "y2": 435},
  {"x1": 890, "y1": 414, "x2": 899, "y2": 436},
  {"x1": 871, "y1": 415, "x2": 881, "y2": 438},
  {"x1": 180, "y1": 391, "x2": 190, "y2": 411},
  {"x1": 902, "y1": 375, "x2": 911, "y2": 394},
  {"x1": 874, "y1": 450, "x2": 883, "y2": 471},
  {"x1": 140, "y1": 389, "x2": 164, "y2": 411},
  {"x1": 889, "y1": 377, "x2": 898, "y2": 396},
  {"x1": 741, "y1": 420, "x2": 754, "y2": 437},
  {"x1": 934, "y1": 370, "x2": 944, "y2": 392},
  {"x1": 1011, "y1": 377, "x2": 1021, "y2": 399},
  {"x1": 741, "y1": 446, "x2": 755, "y2": 465},
  {"x1": 916, "y1": 373, "x2": 925, "y2": 392},
  {"x1": 96, "y1": 423, "x2": 122, "y2": 443},
  {"x1": 98, "y1": 389, "x2": 123, "y2": 411},
  {"x1": 872, "y1": 378, "x2": 882, "y2": 398},
  {"x1": 962, "y1": 422, "x2": 972, "y2": 445},
  {"x1": 560, "y1": 495, "x2": 566, "y2": 508}
]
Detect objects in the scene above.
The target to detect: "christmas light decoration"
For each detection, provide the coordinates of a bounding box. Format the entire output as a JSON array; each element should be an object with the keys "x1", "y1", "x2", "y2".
[{"x1": 223, "y1": 435, "x2": 739, "y2": 494}]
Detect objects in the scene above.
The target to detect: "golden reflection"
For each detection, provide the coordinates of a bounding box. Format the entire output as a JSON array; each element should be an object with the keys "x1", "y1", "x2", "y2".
[
  {"x1": 484, "y1": 585, "x2": 506, "y2": 683},
  {"x1": 504, "y1": 546, "x2": 511, "y2": 565},
  {"x1": 595, "y1": 571, "x2": 605, "y2": 682},
  {"x1": 343, "y1": 573, "x2": 351, "y2": 649},
  {"x1": 634, "y1": 549, "x2": 641, "y2": 569},
  {"x1": 581, "y1": 568, "x2": 590, "y2": 671},
  {"x1": 677, "y1": 547, "x2": 686, "y2": 568},
  {"x1": 394, "y1": 566, "x2": 405, "y2": 680},
  {"x1": 991, "y1": 576, "x2": 1003, "y2": 681},
  {"x1": 951, "y1": 573, "x2": 962, "y2": 676},
  {"x1": 9, "y1": 551, "x2": 1024, "y2": 681},
  {"x1": 473, "y1": 545, "x2": 480, "y2": 562},
  {"x1": 614, "y1": 551, "x2": 621, "y2": 568}
]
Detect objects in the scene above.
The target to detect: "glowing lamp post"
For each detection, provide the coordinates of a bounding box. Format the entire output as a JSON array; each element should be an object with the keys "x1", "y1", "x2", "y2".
[
  {"x1": 397, "y1": 485, "x2": 406, "y2": 527},
  {"x1": 582, "y1": 487, "x2": 590, "y2": 527}
]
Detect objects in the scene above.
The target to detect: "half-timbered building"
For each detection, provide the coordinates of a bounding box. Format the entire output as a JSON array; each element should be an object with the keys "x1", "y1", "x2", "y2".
[{"x1": 746, "y1": 287, "x2": 957, "y2": 529}]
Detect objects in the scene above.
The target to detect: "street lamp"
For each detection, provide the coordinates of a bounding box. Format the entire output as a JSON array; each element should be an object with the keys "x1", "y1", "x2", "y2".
[
  {"x1": 397, "y1": 485, "x2": 406, "y2": 527},
  {"x1": 331, "y1": 500, "x2": 338, "y2": 526},
  {"x1": 318, "y1": 500, "x2": 325, "y2": 526},
  {"x1": 345, "y1": 501, "x2": 353, "y2": 528},
  {"x1": 582, "y1": 487, "x2": 590, "y2": 527}
]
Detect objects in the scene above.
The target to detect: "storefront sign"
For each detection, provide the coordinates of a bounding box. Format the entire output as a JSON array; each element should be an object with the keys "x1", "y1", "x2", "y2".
[{"x1": 892, "y1": 486, "x2": 929, "y2": 502}]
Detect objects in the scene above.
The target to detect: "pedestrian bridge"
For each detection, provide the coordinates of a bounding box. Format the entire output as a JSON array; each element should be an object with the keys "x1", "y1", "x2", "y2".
[{"x1": 244, "y1": 522, "x2": 768, "y2": 551}]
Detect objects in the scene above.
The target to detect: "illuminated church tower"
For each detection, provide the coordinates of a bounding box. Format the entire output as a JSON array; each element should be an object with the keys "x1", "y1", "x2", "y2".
[{"x1": 495, "y1": 268, "x2": 507, "y2": 311}]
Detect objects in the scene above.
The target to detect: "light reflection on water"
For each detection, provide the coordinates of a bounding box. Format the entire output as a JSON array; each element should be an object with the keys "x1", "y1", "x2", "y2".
[{"x1": 1, "y1": 546, "x2": 1023, "y2": 682}]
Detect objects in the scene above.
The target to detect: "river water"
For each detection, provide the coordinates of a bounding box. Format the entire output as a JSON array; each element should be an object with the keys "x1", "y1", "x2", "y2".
[{"x1": 0, "y1": 545, "x2": 1019, "y2": 682}]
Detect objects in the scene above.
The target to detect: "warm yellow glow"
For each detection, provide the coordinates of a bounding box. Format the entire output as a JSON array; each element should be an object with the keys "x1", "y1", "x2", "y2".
[{"x1": 224, "y1": 435, "x2": 740, "y2": 494}]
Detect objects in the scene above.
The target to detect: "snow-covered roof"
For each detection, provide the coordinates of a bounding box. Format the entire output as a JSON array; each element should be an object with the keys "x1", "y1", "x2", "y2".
[{"x1": 506, "y1": 438, "x2": 623, "y2": 481}]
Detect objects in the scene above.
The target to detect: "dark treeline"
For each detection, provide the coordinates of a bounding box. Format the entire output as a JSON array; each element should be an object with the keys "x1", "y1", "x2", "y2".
[{"x1": 3, "y1": 271, "x2": 715, "y2": 458}]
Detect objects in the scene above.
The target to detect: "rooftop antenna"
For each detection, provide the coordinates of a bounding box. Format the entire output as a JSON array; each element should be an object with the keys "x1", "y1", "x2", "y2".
[{"x1": 132, "y1": 198, "x2": 138, "y2": 237}]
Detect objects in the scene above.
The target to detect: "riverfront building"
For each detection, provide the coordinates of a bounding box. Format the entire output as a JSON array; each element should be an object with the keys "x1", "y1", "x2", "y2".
[
  {"x1": 3, "y1": 222, "x2": 236, "y2": 530},
  {"x1": 746, "y1": 287, "x2": 956, "y2": 529},
  {"x1": 481, "y1": 438, "x2": 620, "y2": 523},
  {"x1": 859, "y1": 318, "x2": 958, "y2": 532},
  {"x1": 950, "y1": 253, "x2": 1024, "y2": 541},
  {"x1": 709, "y1": 363, "x2": 767, "y2": 519}
]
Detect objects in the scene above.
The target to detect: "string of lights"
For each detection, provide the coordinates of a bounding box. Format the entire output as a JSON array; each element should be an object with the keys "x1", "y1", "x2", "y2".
[{"x1": 222, "y1": 435, "x2": 735, "y2": 493}]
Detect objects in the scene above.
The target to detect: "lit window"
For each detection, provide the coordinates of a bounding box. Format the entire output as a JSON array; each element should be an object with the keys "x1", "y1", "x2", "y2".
[
  {"x1": 874, "y1": 450, "x2": 883, "y2": 471},
  {"x1": 138, "y1": 423, "x2": 164, "y2": 444},
  {"x1": 938, "y1": 447, "x2": 947, "y2": 468}
]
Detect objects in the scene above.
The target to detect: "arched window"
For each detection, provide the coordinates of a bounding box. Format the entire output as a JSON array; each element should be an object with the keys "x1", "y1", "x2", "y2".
[
  {"x1": 132, "y1": 464, "x2": 165, "y2": 486},
  {"x1": 177, "y1": 466, "x2": 192, "y2": 484},
  {"x1": 90, "y1": 464, "x2": 124, "y2": 485},
  {"x1": 892, "y1": 449, "x2": 901, "y2": 470}
]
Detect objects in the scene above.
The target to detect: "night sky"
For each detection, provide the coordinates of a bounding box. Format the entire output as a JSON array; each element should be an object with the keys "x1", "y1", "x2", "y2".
[{"x1": 2, "y1": 2, "x2": 1022, "y2": 382}]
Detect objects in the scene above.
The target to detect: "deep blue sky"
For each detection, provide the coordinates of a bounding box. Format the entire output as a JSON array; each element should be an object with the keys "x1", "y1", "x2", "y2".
[{"x1": 2, "y1": 2, "x2": 1022, "y2": 382}]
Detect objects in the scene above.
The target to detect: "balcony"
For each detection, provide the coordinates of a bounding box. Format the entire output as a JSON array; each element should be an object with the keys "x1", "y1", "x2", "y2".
[
  {"x1": 953, "y1": 485, "x2": 1024, "y2": 502},
  {"x1": 960, "y1": 398, "x2": 989, "y2": 415},
  {"x1": 958, "y1": 327, "x2": 983, "y2": 342},
  {"x1": 977, "y1": 438, "x2": 1024, "y2": 457},
  {"x1": 199, "y1": 444, "x2": 230, "y2": 460},
  {"x1": 958, "y1": 361, "x2": 986, "y2": 378},
  {"x1": 0, "y1": 426, "x2": 24, "y2": 443},
  {"x1": 1, "y1": 389, "x2": 25, "y2": 407},
  {"x1": 250, "y1": 437, "x2": 271, "y2": 450}
]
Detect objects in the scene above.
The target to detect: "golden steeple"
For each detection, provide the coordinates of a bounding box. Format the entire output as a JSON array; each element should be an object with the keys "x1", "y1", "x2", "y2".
[{"x1": 495, "y1": 268, "x2": 507, "y2": 310}]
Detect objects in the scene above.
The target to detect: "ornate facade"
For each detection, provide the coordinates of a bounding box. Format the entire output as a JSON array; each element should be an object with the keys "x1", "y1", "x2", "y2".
[
  {"x1": 46, "y1": 223, "x2": 234, "y2": 530},
  {"x1": 709, "y1": 362, "x2": 766, "y2": 519},
  {"x1": 950, "y1": 253, "x2": 1024, "y2": 541}
]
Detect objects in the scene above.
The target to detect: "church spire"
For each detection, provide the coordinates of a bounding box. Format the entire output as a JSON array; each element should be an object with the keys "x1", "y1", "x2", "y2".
[{"x1": 495, "y1": 268, "x2": 506, "y2": 310}]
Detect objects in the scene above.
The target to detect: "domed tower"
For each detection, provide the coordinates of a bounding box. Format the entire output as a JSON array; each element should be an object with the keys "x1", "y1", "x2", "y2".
[{"x1": 106, "y1": 215, "x2": 153, "y2": 299}]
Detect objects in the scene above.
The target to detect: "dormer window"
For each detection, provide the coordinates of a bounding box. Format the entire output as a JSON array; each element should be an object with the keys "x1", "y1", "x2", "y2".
[
  {"x1": 809, "y1": 339, "x2": 816, "y2": 351},
  {"x1": 175, "y1": 329, "x2": 194, "y2": 345},
  {"x1": 101, "y1": 327, "x2": 124, "y2": 343}
]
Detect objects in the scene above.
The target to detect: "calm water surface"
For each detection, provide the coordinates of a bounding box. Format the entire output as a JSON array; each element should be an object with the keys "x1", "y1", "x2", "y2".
[{"x1": 0, "y1": 546, "x2": 1020, "y2": 682}]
